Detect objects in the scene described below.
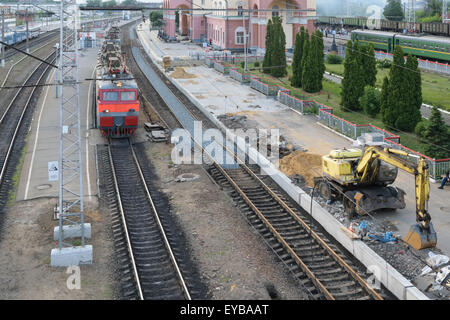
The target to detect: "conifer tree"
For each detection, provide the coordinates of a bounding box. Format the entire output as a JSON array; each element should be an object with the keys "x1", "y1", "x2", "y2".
[
  {"x1": 291, "y1": 27, "x2": 306, "y2": 87},
  {"x1": 263, "y1": 19, "x2": 273, "y2": 74},
  {"x1": 270, "y1": 16, "x2": 287, "y2": 77},
  {"x1": 314, "y1": 30, "x2": 325, "y2": 91},
  {"x1": 423, "y1": 106, "x2": 450, "y2": 159},
  {"x1": 341, "y1": 41, "x2": 364, "y2": 110},
  {"x1": 302, "y1": 32, "x2": 318, "y2": 92},
  {"x1": 380, "y1": 76, "x2": 390, "y2": 121},
  {"x1": 364, "y1": 44, "x2": 377, "y2": 87},
  {"x1": 405, "y1": 54, "x2": 422, "y2": 113},
  {"x1": 383, "y1": 46, "x2": 405, "y2": 128}
]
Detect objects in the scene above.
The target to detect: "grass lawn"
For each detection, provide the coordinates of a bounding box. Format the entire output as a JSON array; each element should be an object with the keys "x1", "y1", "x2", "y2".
[
  {"x1": 232, "y1": 61, "x2": 432, "y2": 155},
  {"x1": 325, "y1": 63, "x2": 450, "y2": 111}
]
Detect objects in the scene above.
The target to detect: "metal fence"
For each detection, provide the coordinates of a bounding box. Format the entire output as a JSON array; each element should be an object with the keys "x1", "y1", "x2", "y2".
[
  {"x1": 205, "y1": 57, "x2": 215, "y2": 67},
  {"x1": 375, "y1": 50, "x2": 450, "y2": 75},
  {"x1": 250, "y1": 76, "x2": 279, "y2": 96},
  {"x1": 229, "y1": 68, "x2": 251, "y2": 83},
  {"x1": 213, "y1": 61, "x2": 230, "y2": 74},
  {"x1": 278, "y1": 92, "x2": 318, "y2": 114}
]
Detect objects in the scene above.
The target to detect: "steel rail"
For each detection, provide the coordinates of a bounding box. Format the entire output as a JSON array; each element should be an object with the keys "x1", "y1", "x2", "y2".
[
  {"x1": 0, "y1": 52, "x2": 55, "y2": 185},
  {"x1": 0, "y1": 36, "x2": 58, "y2": 96},
  {"x1": 107, "y1": 143, "x2": 145, "y2": 300},
  {"x1": 130, "y1": 143, "x2": 192, "y2": 300}
]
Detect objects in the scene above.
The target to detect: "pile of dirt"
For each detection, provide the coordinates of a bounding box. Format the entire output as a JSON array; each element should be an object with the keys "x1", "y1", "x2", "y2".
[
  {"x1": 278, "y1": 151, "x2": 322, "y2": 186},
  {"x1": 170, "y1": 67, "x2": 197, "y2": 79}
]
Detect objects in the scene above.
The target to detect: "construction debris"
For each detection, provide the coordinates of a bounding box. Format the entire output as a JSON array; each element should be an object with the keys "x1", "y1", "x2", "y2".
[
  {"x1": 170, "y1": 67, "x2": 197, "y2": 79},
  {"x1": 144, "y1": 122, "x2": 168, "y2": 142},
  {"x1": 278, "y1": 151, "x2": 322, "y2": 187}
]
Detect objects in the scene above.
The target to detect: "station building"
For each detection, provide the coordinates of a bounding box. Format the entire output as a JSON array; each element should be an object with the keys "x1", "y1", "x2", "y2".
[{"x1": 162, "y1": 0, "x2": 316, "y2": 53}]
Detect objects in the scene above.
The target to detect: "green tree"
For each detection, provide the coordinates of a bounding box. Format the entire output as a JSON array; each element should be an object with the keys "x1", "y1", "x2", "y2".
[
  {"x1": 270, "y1": 16, "x2": 287, "y2": 77},
  {"x1": 150, "y1": 11, "x2": 163, "y2": 28},
  {"x1": 405, "y1": 54, "x2": 422, "y2": 114},
  {"x1": 262, "y1": 19, "x2": 273, "y2": 74},
  {"x1": 360, "y1": 86, "x2": 381, "y2": 117},
  {"x1": 424, "y1": 0, "x2": 443, "y2": 16},
  {"x1": 382, "y1": 46, "x2": 421, "y2": 131},
  {"x1": 380, "y1": 76, "x2": 390, "y2": 121},
  {"x1": 363, "y1": 44, "x2": 377, "y2": 87},
  {"x1": 383, "y1": 46, "x2": 405, "y2": 128},
  {"x1": 341, "y1": 41, "x2": 364, "y2": 110},
  {"x1": 384, "y1": 0, "x2": 404, "y2": 21},
  {"x1": 423, "y1": 106, "x2": 450, "y2": 159},
  {"x1": 315, "y1": 30, "x2": 325, "y2": 90},
  {"x1": 291, "y1": 27, "x2": 306, "y2": 87},
  {"x1": 122, "y1": 0, "x2": 137, "y2": 5},
  {"x1": 86, "y1": 0, "x2": 102, "y2": 6}
]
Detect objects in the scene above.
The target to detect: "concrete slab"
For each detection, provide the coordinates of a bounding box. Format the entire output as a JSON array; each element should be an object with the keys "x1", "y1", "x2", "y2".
[
  {"x1": 17, "y1": 48, "x2": 99, "y2": 201},
  {"x1": 50, "y1": 245, "x2": 93, "y2": 267},
  {"x1": 53, "y1": 223, "x2": 92, "y2": 241}
]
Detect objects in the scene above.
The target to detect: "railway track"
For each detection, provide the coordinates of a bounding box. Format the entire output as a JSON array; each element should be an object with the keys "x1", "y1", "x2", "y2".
[
  {"x1": 121, "y1": 22, "x2": 393, "y2": 300},
  {"x1": 98, "y1": 140, "x2": 201, "y2": 299},
  {"x1": 0, "y1": 51, "x2": 56, "y2": 225}
]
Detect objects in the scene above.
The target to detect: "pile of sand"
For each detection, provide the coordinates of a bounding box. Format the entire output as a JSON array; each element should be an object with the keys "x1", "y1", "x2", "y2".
[
  {"x1": 278, "y1": 151, "x2": 323, "y2": 187},
  {"x1": 170, "y1": 67, "x2": 197, "y2": 79},
  {"x1": 225, "y1": 110, "x2": 259, "y2": 117}
]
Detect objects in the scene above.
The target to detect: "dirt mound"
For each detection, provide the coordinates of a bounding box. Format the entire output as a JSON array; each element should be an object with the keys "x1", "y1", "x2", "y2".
[
  {"x1": 170, "y1": 67, "x2": 197, "y2": 79},
  {"x1": 278, "y1": 151, "x2": 323, "y2": 187}
]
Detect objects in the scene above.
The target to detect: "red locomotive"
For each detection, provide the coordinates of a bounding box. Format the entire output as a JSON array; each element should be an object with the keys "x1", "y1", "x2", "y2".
[{"x1": 96, "y1": 28, "x2": 139, "y2": 138}]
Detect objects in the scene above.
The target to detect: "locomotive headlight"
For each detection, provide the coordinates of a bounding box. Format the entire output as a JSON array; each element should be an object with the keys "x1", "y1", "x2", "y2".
[{"x1": 103, "y1": 109, "x2": 110, "y2": 113}]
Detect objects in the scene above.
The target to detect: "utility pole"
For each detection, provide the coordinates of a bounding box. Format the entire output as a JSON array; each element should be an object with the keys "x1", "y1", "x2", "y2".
[
  {"x1": 50, "y1": 0, "x2": 92, "y2": 267},
  {"x1": 444, "y1": 0, "x2": 448, "y2": 23},
  {"x1": 242, "y1": 9, "x2": 247, "y2": 72},
  {"x1": 26, "y1": 7, "x2": 29, "y2": 54},
  {"x1": 1, "y1": 8, "x2": 5, "y2": 68}
]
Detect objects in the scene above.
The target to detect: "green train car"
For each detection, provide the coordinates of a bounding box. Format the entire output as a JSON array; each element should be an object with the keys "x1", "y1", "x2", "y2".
[
  {"x1": 316, "y1": 16, "x2": 450, "y2": 36},
  {"x1": 351, "y1": 30, "x2": 450, "y2": 62}
]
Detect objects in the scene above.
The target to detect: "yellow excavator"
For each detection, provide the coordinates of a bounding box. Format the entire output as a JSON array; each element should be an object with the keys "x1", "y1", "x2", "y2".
[{"x1": 314, "y1": 145, "x2": 437, "y2": 250}]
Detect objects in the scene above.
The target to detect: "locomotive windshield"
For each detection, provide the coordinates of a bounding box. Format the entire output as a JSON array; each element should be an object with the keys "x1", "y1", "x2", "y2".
[
  {"x1": 102, "y1": 91, "x2": 119, "y2": 101},
  {"x1": 120, "y1": 91, "x2": 136, "y2": 101}
]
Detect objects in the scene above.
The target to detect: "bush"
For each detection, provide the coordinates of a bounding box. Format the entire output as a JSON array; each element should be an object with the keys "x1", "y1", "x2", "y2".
[
  {"x1": 254, "y1": 61, "x2": 260, "y2": 67},
  {"x1": 326, "y1": 54, "x2": 343, "y2": 65},
  {"x1": 240, "y1": 61, "x2": 245, "y2": 69},
  {"x1": 359, "y1": 86, "x2": 381, "y2": 117},
  {"x1": 377, "y1": 59, "x2": 392, "y2": 69},
  {"x1": 415, "y1": 120, "x2": 429, "y2": 140}
]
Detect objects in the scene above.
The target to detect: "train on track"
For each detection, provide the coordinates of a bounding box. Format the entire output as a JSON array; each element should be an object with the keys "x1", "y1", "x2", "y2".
[
  {"x1": 352, "y1": 30, "x2": 450, "y2": 62},
  {"x1": 0, "y1": 26, "x2": 41, "y2": 47},
  {"x1": 317, "y1": 16, "x2": 450, "y2": 37},
  {"x1": 95, "y1": 26, "x2": 139, "y2": 138}
]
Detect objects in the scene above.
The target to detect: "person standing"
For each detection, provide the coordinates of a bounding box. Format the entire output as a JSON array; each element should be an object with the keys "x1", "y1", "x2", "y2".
[{"x1": 438, "y1": 171, "x2": 449, "y2": 189}]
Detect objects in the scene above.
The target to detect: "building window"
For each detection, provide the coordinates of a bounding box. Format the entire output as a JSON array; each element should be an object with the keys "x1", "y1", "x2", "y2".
[
  {"x1": 236, "y1": 32, "x2": 244, "y2": 44},
  {"x1": 235, "y1": 27, "x2": 245, "y2": 45},
  {"x1": 238, "y1": 5, "x2": 243, "y2": 16}
]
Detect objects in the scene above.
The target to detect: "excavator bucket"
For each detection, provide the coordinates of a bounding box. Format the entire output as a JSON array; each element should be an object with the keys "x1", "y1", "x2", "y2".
[{"x1": 404, "y1": 222, "x2": 437, "y2": 250}]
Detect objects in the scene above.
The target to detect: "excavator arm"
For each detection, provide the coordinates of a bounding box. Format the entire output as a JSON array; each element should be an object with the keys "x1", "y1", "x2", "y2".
[{"x1": 355, "y1": 146, "x2": 436, "y2": 250}]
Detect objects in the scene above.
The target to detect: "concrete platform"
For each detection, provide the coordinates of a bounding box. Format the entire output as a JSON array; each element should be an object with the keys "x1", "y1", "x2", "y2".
[
  {"x1": 53, "y1": 223, "x2": 92, "y2": 241},
  {"x1": 17, "y1": 48, "x2": 99, "y2": 201},
  {"x1": 137, "y1": 26, "x2": 450, "y2": 258},
  {"x1": 50, "y1": 245, "x2": 93, "y2": 267}
]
